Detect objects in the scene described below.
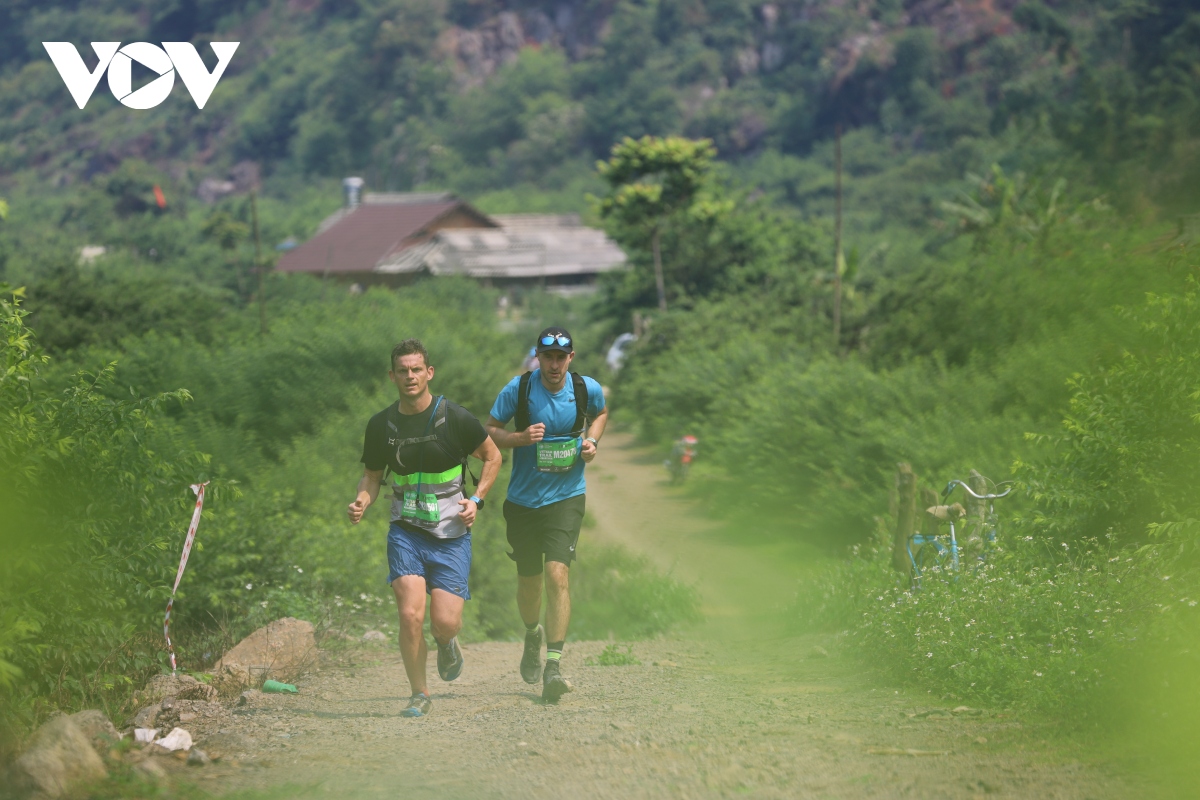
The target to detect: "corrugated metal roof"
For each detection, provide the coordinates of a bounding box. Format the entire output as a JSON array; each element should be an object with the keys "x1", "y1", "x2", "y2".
[
  {"x1": 375, "y1": 224, "x2": 626, "y2": 278},
  {"x1": 277, "y1": 197, "x2": 468, "y2": 275},
  {"x1": 277, "y1": 195, "x2": 625, "y2": 279},
  {"x1": 489, "y1": 213, "x2": 582, "y2": 229}
]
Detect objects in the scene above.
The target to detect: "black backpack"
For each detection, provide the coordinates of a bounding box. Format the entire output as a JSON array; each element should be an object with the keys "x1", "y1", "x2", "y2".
[{"x1": 515, "y1": 371, "x2": 589, "y2": 437}]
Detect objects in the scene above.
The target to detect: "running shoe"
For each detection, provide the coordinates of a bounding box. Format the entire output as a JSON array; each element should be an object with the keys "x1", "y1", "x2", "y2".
[
  {"x1": 520, "y1": 624, "x2": 544, "y2": 684},
  {"x1": 541, "y1": 659, "x2": 572, "y2": 703},
  {"x1": 437, "y1": 637, "x2": 464, "y2": 682},
  {"x1": 401, "y1": 692, "x2": 431, "y2": 717}
]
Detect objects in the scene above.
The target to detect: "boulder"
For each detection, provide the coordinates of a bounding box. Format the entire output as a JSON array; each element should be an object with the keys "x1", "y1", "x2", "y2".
[
  {"x1": 132, "y1": 703, "x2": 161, "y2": 729},
  {"x1": 142, "y1": 673, "x2": 217, "y2": 704},
  {"x1": 155, "y1": 698, "x2": 226, "y2": 729},
  {"x1": 7, "y1": 716, "x2": 107, "y2": 798},
  {"x1": 361, "y1": 630, "x2": 387, "y2": 642},
  {"x1": 213, "y1": 618, "x2": 317, "y2": 685},
  {"x1": 186, "y1": 748, "x2": 211, "y2": 767},
  {"x1": 130, "y1": 674, "x2": 217, "y2": 729},
  {"x1": 66, "y1": 710, "x2": 120, "y2": 754}
]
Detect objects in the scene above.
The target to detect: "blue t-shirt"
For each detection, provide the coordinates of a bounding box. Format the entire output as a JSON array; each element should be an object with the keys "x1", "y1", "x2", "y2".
[{"x1": 490, "y1": 370, "x2": 606, "y2": 509}]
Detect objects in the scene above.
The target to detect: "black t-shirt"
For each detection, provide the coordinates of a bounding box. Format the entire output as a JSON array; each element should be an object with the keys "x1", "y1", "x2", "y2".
[{"x1": 360, "y1": 397, "x2": 488, "y2": 477}]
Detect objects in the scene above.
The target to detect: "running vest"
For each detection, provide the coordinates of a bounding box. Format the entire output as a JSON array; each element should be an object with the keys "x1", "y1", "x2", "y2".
[
  {"x1": 515, "y1": 372, "x2": 589, "y2": 474},
  {"x1": 386, "y1": 396, "x2": 471, "y2": 539}
]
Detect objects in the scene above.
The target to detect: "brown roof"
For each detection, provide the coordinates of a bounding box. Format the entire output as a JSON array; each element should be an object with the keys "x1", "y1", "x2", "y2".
[{"x1": 276, "y1": 196, "x2": 492, "y2": 275}]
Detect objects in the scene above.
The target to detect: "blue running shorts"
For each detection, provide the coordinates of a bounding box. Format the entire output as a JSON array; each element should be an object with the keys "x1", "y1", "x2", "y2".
[{"x1": 386, "y1": 523, "x2": 471, "y2": 600}]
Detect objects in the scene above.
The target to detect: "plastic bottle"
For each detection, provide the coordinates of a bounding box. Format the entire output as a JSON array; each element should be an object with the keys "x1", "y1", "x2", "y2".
[{"x1": 261, "y1": 679, "x2": 298, "y2": 693}]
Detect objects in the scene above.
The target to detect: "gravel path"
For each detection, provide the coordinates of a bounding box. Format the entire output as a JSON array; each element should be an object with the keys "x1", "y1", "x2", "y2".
[{"x1": 186, "y1": 432, "x2": 1132, "y2": 799}]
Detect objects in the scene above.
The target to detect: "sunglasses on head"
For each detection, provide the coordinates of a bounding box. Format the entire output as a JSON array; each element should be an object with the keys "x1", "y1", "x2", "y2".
[{"x1": 540, "y1": 334, "x2": 571, "y2": 347}]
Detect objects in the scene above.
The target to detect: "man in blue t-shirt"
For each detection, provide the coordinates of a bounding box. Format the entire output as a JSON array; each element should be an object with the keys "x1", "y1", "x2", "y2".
[{"x1": 485, "y1": 326, "x2": 608, "y2": 702}]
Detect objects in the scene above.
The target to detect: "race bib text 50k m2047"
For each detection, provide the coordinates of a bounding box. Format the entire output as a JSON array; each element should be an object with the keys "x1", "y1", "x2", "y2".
[{"x1": 42, "y1": 42, "x2": 239, "y2": 110}]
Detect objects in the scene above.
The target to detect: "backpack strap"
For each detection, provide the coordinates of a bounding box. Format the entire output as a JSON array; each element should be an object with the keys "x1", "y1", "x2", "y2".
[
  {"x1": 570, "y1": 372, "x2": 589, "y2": 437},
  {"x1": 516, "y1": 371, "x2": 589, "y2": 437},
  {"x1": 432, "y1": 396, "x2": 479, "y2": 489},
  {"x1": 515, "y1": 371, "x2": 533, "y2": 432}
]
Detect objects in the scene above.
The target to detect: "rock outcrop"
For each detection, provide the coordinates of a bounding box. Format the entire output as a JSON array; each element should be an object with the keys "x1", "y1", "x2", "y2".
[
  {"x1": 6, "y1": 715, "x2": 107, "y2": 798},
  {"x1": 212, "y1": 617, "x2": 317, "y2": 685}
]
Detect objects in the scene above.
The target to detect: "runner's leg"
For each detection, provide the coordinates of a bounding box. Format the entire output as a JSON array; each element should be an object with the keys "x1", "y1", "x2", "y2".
[
  {"x1": 544, "y1": 561, "x2": 571, "y2": 642},
  {"x1": 392, "y1": 575, "x2": 429, "y2": 696},
  {"x1": 429, "y1": 588, "x2": 465, "y2": 646},
  {"x1": 517, "y1": 573, "x2": 543, "y2": 628}
]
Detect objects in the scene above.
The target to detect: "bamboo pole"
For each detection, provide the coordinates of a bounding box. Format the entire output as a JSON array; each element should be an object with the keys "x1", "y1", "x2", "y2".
[
  {"x1": 833, "y1": 124, "x2": 843, "y2": 349},
  {"x1": 251, "y1": 190, "x2": 266, "y2": 336}
]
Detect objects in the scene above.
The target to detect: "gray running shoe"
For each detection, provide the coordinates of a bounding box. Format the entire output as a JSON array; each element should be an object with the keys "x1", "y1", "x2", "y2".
[
  {"x1": 437, "y1": 637, "x2": 464, "y2": 682},
  {"x1": 520, "y1": 624, "x2": 544, "y2": 684},
  {"x1": 541, "y1": 659, "x2": 571, "y2": 704},
  {"x1": 401, "y1": 692, "x2": 431, "y2": 717}
]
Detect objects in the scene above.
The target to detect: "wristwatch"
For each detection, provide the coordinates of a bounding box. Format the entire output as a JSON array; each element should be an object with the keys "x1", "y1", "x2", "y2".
[
  {"x1": 469, "y1": 495, "x2": 485, "y2": 510},
  {"x1": 585, "y1": 437, "x2": 599, "y2": 448}
]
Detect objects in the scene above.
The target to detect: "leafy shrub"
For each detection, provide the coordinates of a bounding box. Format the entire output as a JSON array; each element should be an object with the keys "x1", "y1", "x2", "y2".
[
  {"x1": 0, "y1": 287, "x2": 208, "y2": 756},
  {"x1": 831, "y1": 537, "x2": 1186, "y2": 713},
  {"x1": 1017, "y1": 275, "x2": 1200, "y2": 546}
]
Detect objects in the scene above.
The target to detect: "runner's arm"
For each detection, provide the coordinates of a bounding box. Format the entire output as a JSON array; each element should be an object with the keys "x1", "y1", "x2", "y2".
[
  {"x1": 484, "y1": 415, "x2": 543, "y2": 449},
  {"x1": 580, "y1": 405, "x2": 609, "y2": 463},
  {"x1": 347, "y1": 468, "x2": 384, "y2": 524},
  {"x1": 458, "y1": 436, "x2": 503, "y2": 525},
  {"x1": 470, "y1": 437, "x2": 503, "y2": 500}
]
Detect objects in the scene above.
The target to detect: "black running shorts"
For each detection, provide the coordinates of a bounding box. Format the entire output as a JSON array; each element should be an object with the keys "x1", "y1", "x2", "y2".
[{"x1": 503, "y1": 494, "x2": 586, "y2": 577}]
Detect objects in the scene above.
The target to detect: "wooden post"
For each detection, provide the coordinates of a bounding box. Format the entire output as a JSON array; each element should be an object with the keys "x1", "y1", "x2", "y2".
[
  {"x1": 919, "y1": 487, "x2": 939, "y2": 538},
  {"x1": 892, "y1": 463, "x2": 917, "y2": 573},
  {"x1": 964, "y1": 469, "x2": 988, "y2": 554}
]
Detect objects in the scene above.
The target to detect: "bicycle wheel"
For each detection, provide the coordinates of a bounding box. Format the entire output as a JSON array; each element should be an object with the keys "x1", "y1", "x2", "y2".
[{"x1": 914, "y1": 538, "x2": 950, "y2": 583}]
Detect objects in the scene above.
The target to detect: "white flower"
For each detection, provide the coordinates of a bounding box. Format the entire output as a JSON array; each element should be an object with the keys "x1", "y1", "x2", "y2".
[
  {"x1": 1035, "y1": 671, "x2": 1043, "y2": 677},
  {"x1": 245, "y1": 583, "x2": 253, "y2": 590},
  {"x1": 296, "y1": 567, "x2": 304, "y2": 573},
  {"x1": 260, "y1": 600, "x2": 268, "y2": 608}
]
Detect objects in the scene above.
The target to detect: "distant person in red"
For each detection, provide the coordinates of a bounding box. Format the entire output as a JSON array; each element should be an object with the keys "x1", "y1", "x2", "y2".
[
  {"x1": 347, "y1": 339, "x2": 502, "y2": 718},
  {"x1": 666, "y1": 435, "x2": 698, "y2": 484}
]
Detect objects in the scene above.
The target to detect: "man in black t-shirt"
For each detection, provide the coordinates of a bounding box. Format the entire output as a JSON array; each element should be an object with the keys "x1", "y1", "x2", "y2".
[{"x1": 347, "y1": 338, "x2": 501, "y2": 718}]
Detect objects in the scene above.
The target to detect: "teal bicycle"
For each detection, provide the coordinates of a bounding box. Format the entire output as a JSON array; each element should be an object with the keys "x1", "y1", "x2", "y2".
[{"x1": 907, "y1": 477, "x2": 1011, "y2": 588}]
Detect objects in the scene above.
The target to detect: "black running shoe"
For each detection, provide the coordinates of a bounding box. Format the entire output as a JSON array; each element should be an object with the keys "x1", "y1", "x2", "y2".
[
  {"x1": 541, "y1": 659, "x2": 571, "y2": 703},
  {"x1": 437, "y1": 637, "x2": 464, "y2": 682},
  {"x1": 520, "y1": 624, "x2": 544, "y2": 684},
  {"x1": 401, "y1": 692, "x2": 431, "y2": 718}
]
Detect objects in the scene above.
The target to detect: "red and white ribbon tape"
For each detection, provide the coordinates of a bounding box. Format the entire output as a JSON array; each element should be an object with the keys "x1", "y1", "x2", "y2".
[{"x1": 164, "y1": 482, "x2": 207, "y2": 674}]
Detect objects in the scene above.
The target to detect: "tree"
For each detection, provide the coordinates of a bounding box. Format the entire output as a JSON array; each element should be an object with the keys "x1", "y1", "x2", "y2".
[{"x1": 596, "y1": 136, "x2": 717, "y2": 311}]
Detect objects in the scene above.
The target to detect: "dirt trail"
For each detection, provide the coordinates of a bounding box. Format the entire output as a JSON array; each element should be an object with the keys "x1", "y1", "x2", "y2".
[{"x1": 191, "y1": 433, "x2": 1132, "y2": 799}]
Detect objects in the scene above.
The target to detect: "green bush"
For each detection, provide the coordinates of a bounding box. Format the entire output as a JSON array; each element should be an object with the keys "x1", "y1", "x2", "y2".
[
  {"x1": 828, "y1": 537, "x2": 1184, "y2": 713},
  {"x1": 0, "y1": 286, "x2": 209, "y2": 756}
]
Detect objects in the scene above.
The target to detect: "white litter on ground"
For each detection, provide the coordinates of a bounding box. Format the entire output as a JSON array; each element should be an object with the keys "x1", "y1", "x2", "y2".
[{"x1": 154, "y1": 727, "x2": 193, "y2": 751}]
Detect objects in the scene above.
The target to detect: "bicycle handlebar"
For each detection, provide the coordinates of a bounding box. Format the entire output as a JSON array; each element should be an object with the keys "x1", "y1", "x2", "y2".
[{"x1": 942, "y1": 479, "x2": 1012, "y2": 501}]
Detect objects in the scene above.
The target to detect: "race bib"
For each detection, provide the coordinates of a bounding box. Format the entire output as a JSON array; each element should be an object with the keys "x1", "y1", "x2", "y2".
[
  {"x1": 536, "y1": 438, "x2": 580, "y2": 473},
  {"x1": 400, "y1": 489, "x2": 440, "y2": 523}
]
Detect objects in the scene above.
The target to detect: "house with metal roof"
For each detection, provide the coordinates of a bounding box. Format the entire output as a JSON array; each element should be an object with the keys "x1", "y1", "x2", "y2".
[{"x1": 276, "y1": 183, "x2": 626, "y2": 293}]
